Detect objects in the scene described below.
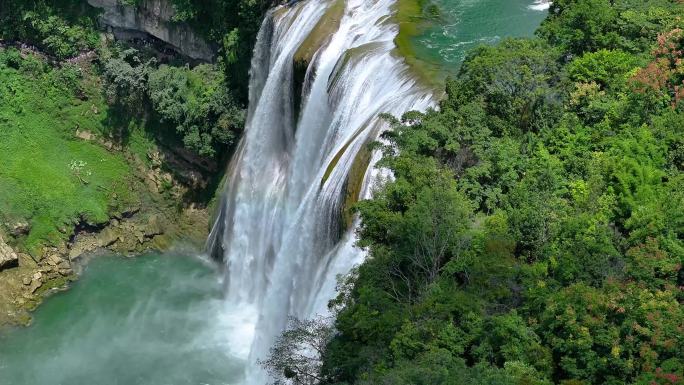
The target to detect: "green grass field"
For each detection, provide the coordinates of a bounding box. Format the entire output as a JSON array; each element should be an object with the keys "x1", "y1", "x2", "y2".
[{"x1": 0, "y1": 48, "x2": 139, "y2": 255}]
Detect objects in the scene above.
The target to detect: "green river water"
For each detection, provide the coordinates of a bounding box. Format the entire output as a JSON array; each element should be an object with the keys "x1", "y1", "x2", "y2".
[
  {"x1": 0, "y1": 254, "x2": 247, "y2": 385},
  {"x1": 409, "y1": 0, "x2": 548, "y2": 78},
  {"x1": 0, "y1": 1, "x2": 546, "y2": 384}
]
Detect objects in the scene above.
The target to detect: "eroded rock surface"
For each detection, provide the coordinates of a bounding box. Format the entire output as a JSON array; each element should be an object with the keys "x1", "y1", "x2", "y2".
[
  {"x1": 87, "y1": 0, "x2": 215, "y2": 61},
  {"x1": 0, "y1": 236, "x2": 18, "y2": 271}
]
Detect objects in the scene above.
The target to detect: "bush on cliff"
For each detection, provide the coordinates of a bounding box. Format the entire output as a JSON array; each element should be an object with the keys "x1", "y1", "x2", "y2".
[
  {"x1": 101, "y1": 47, "x2": 245, "y2": 160},
  {"x1": 0, "y1": 0, "x2": 100, "y2": 60}
]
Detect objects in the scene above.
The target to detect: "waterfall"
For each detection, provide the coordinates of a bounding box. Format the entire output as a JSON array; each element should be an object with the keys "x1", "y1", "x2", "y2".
[{"x1": 206, "y1": 0, "x2": 433, "y2": 382}]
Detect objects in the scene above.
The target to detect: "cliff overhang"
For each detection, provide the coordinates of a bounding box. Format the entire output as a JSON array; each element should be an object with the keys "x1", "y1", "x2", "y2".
[{"x1": 87, "y1": 0, "x2": 216, "y2": 62}]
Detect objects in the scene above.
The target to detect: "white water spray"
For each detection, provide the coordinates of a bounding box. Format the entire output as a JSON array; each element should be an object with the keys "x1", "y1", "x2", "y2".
[
  {"x1": 529, "y1": 0, "x2": 551, "y2": 10},
  {"x1": 207, "y1": 0, "x2": 432, "y2": 382}
]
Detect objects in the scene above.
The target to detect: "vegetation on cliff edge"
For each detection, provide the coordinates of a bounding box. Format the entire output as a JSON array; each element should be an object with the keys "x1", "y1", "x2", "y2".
[
  {"x1": 264, "y1": 1, "x2": 684, "y2": 384},
  {"x1": 0, "y1": 48, "x2": 137, "y2": 255}
]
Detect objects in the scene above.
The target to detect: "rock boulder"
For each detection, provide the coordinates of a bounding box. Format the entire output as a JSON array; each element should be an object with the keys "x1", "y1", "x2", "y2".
[
  {"x1": 7, "y1": 221, "x2": 30, "y2": 237},
  {"x1": 0, "y1": 236, "x2": 19, "y2": 271}
]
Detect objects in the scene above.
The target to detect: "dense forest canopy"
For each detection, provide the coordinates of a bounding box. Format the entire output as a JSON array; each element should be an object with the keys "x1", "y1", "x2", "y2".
[
  {"x1": 263, "y1": 1, "x2": 684, "y2": 385},
  {"x1": 0, "y1": 0, "x2": 269, "y2": 93}
]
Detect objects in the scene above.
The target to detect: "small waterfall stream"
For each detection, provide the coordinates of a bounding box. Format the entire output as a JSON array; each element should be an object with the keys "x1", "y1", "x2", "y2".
[{"x1": 207, "y1": 0, "x2": 433, "y2": 382}]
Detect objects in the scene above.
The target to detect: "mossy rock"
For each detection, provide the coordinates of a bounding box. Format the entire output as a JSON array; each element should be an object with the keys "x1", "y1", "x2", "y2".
[
  {"x1": 320, "y1": 122, "x2": 368, "y2": 187},
  {"x1": 320, "y1": 123, "x2": 378, "y2": 232},
  {"x1": 292, "y1": 0, "x2": 345, "y2": 117},
  {"x1": 293, "y1": 0, "x2": 345, "y2": 66},
  {"x1": 340, "y1": 140, "x2": 372, "y2": 229},
  {"x1": 391, "y1": 0, "x2": 444, "y2": 91},
  {"x1": 33, "y1": 275, "x2": 76, "y2": 297}
]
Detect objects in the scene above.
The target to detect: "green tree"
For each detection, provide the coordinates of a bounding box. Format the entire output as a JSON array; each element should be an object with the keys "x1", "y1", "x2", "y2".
[{"x1": 261, "y1": 317, "x2": 335, "y2": 385}]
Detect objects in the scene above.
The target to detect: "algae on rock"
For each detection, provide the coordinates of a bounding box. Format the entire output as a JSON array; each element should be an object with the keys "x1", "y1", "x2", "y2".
[{"x1": 292, "y1": 0, "x2": 345, "y2": 117}]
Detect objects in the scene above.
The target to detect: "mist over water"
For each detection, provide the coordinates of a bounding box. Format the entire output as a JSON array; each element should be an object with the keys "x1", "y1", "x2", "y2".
[
  {"x1": 207, "y1": 0, "x2": 434, "y2": 382},
  {"x1": 0, "y1": 254, "x2": 248, "y2": 385}
]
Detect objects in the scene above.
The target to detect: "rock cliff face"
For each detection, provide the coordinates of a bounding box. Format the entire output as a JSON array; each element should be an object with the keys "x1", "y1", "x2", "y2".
[
  {"x1": 0, "y1": 236, "x2": 18, "y2": 271},
  {"x1": 87, "y1": 0, "x2": 215, "y2": 61}
]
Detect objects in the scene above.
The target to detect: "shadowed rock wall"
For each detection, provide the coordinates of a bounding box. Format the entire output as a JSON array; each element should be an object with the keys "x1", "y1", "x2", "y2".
[{"x1": 87, "y1": 0, "x2": 215, "y2": 61}]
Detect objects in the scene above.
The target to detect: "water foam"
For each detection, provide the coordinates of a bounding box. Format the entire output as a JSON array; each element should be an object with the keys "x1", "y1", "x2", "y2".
[{"x1": 207, "y1": 0, "x2": 433, "y2": 382}]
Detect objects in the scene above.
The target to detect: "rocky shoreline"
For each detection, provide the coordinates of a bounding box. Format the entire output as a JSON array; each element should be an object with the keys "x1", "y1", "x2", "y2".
[
  {"x1": 0, "y1": 0, "x2": 237, "y2": 329},
  {"x1": 0, "y1": 203, "x2": 209, "y2": 328},
  {"x1": 0, "y1": 148, "x2": 212, "y2": 328},
  {"x1": 0, "y1": 28, "x2": 222, "y2": 329}
]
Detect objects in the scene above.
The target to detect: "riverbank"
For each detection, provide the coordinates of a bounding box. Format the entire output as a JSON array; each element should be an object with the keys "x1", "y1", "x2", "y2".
[
  {"x1": 0, "y1": 45, "x2": 213, "y2": 327},
  {"x1": 0, "y1": 253, "x2": 248, "y2": 385},
  {"x1": 0, "y1": 155, "x2": 211, "y2": 327},
  {"x1": 0, "y1": 158, "x2": 211, "y2": 328}
]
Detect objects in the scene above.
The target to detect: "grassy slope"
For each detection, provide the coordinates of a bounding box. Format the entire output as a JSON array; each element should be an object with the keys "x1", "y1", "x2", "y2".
[{"x1": 0, "y1": 49, "x2": 140, "y2": 255}]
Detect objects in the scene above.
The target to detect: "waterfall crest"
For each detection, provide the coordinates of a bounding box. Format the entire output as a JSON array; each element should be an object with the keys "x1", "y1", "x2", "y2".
[{"x1": 207, "y1": 0, "x2": 433, "y2": 382}]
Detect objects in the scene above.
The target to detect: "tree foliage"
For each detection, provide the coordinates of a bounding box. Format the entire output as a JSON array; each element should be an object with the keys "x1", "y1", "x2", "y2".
[
  {"x1": 102, "y1": 48, "x2": 245, "y2": 159},
  {"x1": 0, "y1": 0, "x2": 100, "y2": 60},
  {"x1": 163, "y1": 0, "x2": 272, "y2": 98},
  {"x1": 260, "y1": 317, "x2": 335, "y2": 385},
  {"x1": 275, "y1": 1, "x2": 684, "y2": 385},
  {"x1": 148, "y1": 64, "x2": 245, "y2": 157}
]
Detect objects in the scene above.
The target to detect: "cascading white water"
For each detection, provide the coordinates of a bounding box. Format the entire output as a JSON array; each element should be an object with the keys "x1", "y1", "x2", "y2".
[
  {"x1": 529, "y1": 0, "x2": 551, "y2": 10},
  {"x1": 207, "y1": 0, "x2": 433, "y2": 382}
]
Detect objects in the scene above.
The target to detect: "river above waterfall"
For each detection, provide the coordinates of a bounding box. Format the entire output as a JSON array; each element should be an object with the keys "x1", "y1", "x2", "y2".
[
  {"x1": 0, "y1": 254, "x2": 251, "y2": 385},
  {"x1": 411, "y1": 0, "x2": 548, "y2": 78}
]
